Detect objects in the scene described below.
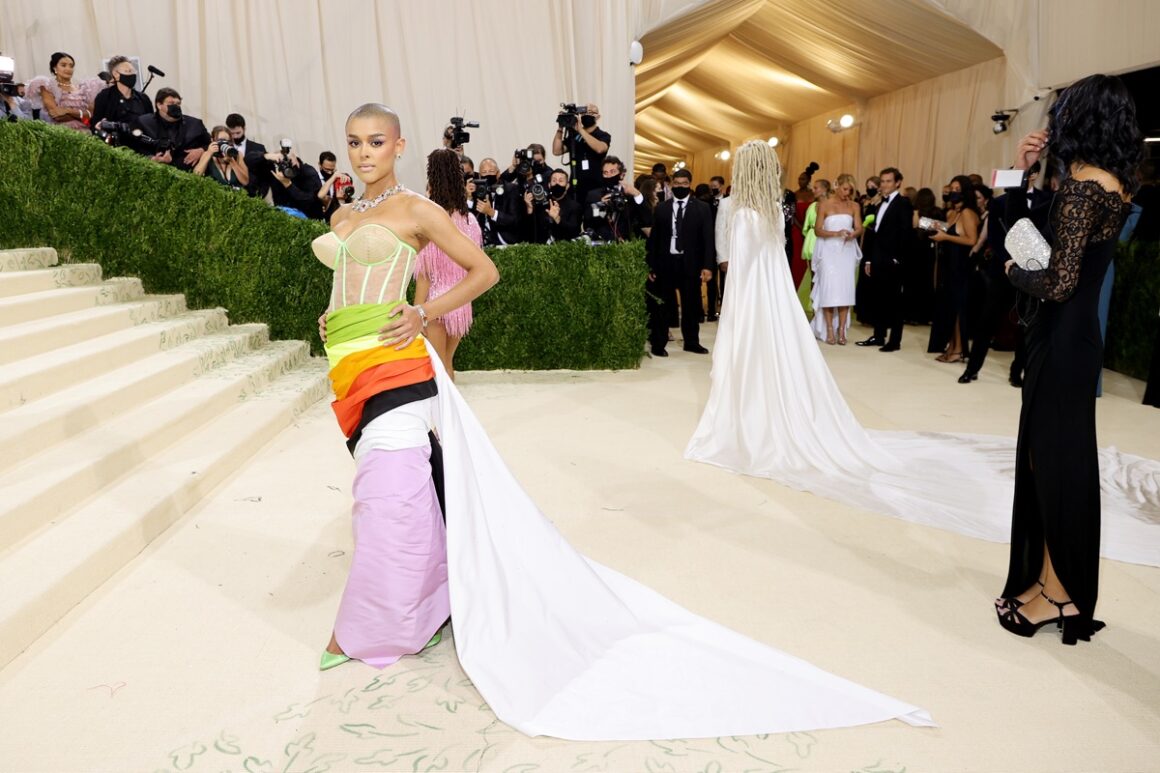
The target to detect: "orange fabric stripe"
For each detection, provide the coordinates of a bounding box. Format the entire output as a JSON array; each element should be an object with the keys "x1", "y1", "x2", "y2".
[
  {"x1": 329, "y1": 338, "x2": 429, "y2": 401},
  {"x1": 332, "y1": 359, "x2": 436, "y2": 438}
]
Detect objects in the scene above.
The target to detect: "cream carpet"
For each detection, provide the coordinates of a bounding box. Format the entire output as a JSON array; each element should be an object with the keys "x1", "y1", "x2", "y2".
[{"x1": 1, "y1": 324, "x2": 1158, "y2": 773}]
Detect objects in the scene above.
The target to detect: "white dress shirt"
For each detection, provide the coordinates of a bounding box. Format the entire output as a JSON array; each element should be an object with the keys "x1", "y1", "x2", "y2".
[{"x1": 875, "y1": 191, "x2": 898, "y2": 232}]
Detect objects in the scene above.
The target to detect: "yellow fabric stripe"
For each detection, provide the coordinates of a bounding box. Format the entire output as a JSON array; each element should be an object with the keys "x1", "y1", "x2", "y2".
[{"x1": 328, "y1": 336, "x2": 430, "y2": 401}]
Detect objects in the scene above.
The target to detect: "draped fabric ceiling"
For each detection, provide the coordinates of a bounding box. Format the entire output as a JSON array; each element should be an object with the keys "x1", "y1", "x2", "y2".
[{"x1": 634, "y1": 0, "x2": 1002, "y2": 179}]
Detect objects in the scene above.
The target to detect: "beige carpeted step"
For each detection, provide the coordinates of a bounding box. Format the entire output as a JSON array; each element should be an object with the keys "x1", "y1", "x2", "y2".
[
  {"x1": 0, "y1": 247, "x2": 58, "y2": 272},
  {"x1": 0, "y1": 277, "x2": 144, "y2": 327},
  {"x1": 0, "y1": 263, "x2": 103, "y2": 298},
  {"x1": 0, "y1": 309, "x2": 230, "y2": 411},
  {"x1": 0, "y1": 359, "x2": 330, "y2": 669},
  {"x1": 0, "y1": 294, "x2": 187, "y2": 366},
  {"x1": 0, "y1": 323, "x2": 270, "y2": 475},
  {"x1": 0, "y1": 339, "x2": 313, "y2": 551}
]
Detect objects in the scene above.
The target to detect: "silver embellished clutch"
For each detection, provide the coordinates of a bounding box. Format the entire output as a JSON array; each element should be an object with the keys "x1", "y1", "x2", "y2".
[{"x1": 1005, "y1": 217, "x2": 1051, "y2": 271}]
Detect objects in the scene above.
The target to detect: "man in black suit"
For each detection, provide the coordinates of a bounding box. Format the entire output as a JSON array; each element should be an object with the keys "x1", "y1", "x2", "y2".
[
  {"x1": 133, "y1": 88, "x2": 212, "y2": 172},
  {"x1": 857, "y1": 167, "x2": 914, "y2": 351},
  {"x1": 226, "y1": 113, "x2": 269, "y2": 199},
  {"x1": 961, "y1": 163, "x2": 1049, "y2": 384},
  {"x1": 646, "y1": 169, "x2": 716, "y2": 356}
]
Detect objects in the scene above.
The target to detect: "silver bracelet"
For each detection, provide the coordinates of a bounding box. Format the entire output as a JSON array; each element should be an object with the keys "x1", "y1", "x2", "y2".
[{"x1": 415, "y1": 304, "x2": 429, "y2": 329}]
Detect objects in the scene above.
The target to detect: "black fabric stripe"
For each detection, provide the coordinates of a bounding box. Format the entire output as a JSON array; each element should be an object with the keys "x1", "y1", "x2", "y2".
[
  {"x1": 428, "y1": 430, "x2": 446, "y2": 522},
  {"x1": 345, "y1": 379, "x2": 439, "y2": 455}
]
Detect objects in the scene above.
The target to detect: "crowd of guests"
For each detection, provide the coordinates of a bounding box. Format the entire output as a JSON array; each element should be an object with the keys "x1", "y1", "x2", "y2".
[{"x1": 785, "y1": 159, "x2": 1159, "y2": 390}]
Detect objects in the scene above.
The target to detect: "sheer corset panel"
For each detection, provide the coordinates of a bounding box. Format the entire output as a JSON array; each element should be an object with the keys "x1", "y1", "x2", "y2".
[
  {"x1": 312, "y1": 223, "x2": 419, "y2": 309},
  {"x1": 1007, "y1": 178, "x2": 1130, "y2": 303}
]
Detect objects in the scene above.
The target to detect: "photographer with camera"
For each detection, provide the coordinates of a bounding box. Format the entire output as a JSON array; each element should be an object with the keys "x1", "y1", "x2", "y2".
[
  {"x1": 225, "y1": 113, "x2": 270, "y2": 198},
  {"x1": 552, "y1": 103, "x2": 610, "y2": 204},
  {"x1": 443, "y1": 116, "x2": 478, "y2": 156},
  {"x1": 0, "y1": 55, "x2": 32, "y2": 120},
  {"x1": 527, "y1": 168, "x2": 582, "y2": 243},
  {"x1": 133, "y1": 87, "x2": 211, "y2": 171},
  {"x1": 473, "y1": 157, "x2": 525, "y2": 246},
  {"x1": 316, "y1": 151, "x2": 355, "y2": 222},
  {"x1": 262, "y1": 139, "x2": 323, "y2": 218},
  {"x1": 91, "y1": 56, "x2": 151, "y2": 131},
  {"x1": 583, "y1": 156, "x2": 642, "y2": 243},
  {"x1": 193, "y1": 125, "x2": 250, "y2": 190}
]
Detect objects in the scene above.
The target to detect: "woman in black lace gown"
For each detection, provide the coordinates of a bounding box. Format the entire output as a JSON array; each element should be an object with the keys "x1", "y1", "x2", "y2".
[{"x1": 996, "y1": 74, "x2": 1142, "y2": 644}]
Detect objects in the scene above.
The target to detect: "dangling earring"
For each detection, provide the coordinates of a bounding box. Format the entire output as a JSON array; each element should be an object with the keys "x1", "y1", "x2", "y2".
[{"x1": 396, "y1": 154, "x2": 402, "y2": 160}]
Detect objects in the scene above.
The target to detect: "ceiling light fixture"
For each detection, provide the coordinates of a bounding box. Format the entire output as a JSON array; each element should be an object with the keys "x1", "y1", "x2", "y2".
[
  {"x1": 767, "y1": 136, "x2": 779, "y2": 147},
  {"x1": 719, "y1": 150, "x2": 731, "y2": 161},
  {"x1": 826, "y1": 114, "x2": 857, "y2": 133}
]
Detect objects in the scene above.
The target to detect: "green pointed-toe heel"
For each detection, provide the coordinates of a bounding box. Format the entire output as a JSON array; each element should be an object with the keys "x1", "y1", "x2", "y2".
[{"x1": 319, "y1": 651, "x2": 351, "y2": 671}]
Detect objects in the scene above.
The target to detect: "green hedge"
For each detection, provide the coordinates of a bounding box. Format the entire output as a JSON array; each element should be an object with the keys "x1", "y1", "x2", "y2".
[
  {"x1": 1105, "y1": 239, "x2": 1160, "y2": 380},
  {"x1": 0, "y1": 121, "x2": 646, "y2": 370}
]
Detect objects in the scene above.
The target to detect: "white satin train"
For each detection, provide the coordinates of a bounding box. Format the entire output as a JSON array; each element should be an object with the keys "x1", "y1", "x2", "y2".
[
  {"x1": 686, "y1": 208, "x2": 1160, "y2": 568},
  {"x1": 422, "y1": 344, "x2": 933, "y2": 740}
]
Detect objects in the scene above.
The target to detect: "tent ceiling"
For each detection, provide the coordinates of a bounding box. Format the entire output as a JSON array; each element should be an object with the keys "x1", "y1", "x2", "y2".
[{"x1": 635, "y1": 0, "x2": 1003, "y2": 169}]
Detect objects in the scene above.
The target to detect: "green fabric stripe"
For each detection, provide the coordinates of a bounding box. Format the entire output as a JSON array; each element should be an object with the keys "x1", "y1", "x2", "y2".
[{"x1": 326, "y1": 302, "x2": 402, "y2": 346}]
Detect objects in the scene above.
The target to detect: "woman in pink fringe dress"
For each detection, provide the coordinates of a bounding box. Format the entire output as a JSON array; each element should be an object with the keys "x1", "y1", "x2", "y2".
[{"x1": 414, "y1": 149, "x2": 481, "y2": 381}]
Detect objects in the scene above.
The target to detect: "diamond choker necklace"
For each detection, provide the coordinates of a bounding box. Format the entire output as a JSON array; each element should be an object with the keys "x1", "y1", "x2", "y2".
[{"x1": 352, "y1": 183, "x2": 407, "y2": 213}]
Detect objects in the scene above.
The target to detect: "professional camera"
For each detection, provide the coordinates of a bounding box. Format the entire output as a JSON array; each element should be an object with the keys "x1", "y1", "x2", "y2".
[
  {"x1": 591, "y1": 186, "x2": 629, "y2": 218},
  {"x1": 0, "y1": 54, "x2": 17, "y2": 97},
  {"x1": 556, "y1": 102, "x2": 585, "y2": 130},
  {"x1": 472, "y1": 178, "x2": 496, "y2": 200},
  {"x1": 93, "y1": 119, "x2": 137, "y2": 146},
  {"x1": 274, "y1": 138, "x2": 298, "y2": 179},
  {"x1": 446, "y1": 115, "x2": 479, "y2": 149},
  {"x1": 514, "y1": 147, "x2": 535, "y2": 176},
  {"x1": 332, "y1": 172, "x2": 355, "y2": 204},
  {"x1": 215, "y1": 139, "x2": 239, "y2": 160},
  {"x1": 530, "y1": 182, "x2": 550, "y2": 208},
  {"x1": 133, "y1": 131, "x2": 174, "y2": 152}
]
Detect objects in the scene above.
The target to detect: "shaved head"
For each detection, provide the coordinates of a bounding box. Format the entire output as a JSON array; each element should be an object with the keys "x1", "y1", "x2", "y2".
[{"x1": 346, "y1": 103, "x2": 401, "y2": 137}]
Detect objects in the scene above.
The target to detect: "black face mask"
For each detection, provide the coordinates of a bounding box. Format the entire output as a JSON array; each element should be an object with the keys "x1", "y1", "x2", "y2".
[
  {"x1": 941, "y1": 193, "x2": 951, "y2": 203},
  {"x1": 710, "y1": 188, "x2": 720, "y2": 196},
  {"x1": 549, "y1": 184, "x2": 567, "y2": 199},
  {"x1": 603, "y1": 175, "x2": 620, "y2": 187},
  {"x1": 581, "y1": 115, "x2": 597, "y2": 129},
  {"x1": 481, "y1": 174, "x2": 498, "y2": 185},
  {"x1": 866, "y1": 186, "x2": 878, "y2": 196},
  {"x1": 166, "y1": 104, "x2": 183, "y2": 120},
  {"x1": 946, "y1": 191, "x2": 963, "y2": 203},
  {"x1": 118, "y1": 73, "x2": 137, "y2": 90},
  {"x1": 671, "y1": 186, "x2": 691, "y2": 199}
]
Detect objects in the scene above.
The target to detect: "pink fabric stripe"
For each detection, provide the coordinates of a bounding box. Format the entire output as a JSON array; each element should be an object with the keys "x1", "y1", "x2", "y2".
[{"x1": 333, "y1": 446, "x2": 450, "y2": 668}]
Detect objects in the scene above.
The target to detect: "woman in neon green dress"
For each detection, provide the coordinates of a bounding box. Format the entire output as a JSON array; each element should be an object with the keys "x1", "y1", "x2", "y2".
[{"x1": 798, "y1": 178, "x2": 830, "y2": 314}]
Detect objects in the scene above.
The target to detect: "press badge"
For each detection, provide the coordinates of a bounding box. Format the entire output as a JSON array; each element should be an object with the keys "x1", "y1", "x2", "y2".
[{"x1": 581, "y1": 160, "x2": 590, "y2": 171}]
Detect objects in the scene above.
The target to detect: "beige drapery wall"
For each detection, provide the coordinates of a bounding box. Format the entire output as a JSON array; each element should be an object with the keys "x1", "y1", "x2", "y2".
[
  {"x1": 0, "y1": 0, "x2": 705, "y2": 191},
  {"x1": 779, "y1": 57, "x2": 1009, "y2": 197}
]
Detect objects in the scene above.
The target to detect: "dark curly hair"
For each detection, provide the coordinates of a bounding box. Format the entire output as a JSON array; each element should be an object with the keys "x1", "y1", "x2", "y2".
[
  {"x1": 949, "y1": 175, "x2": 979, "y2": 216},
  {"x1": 426, "y1": 148, "x2": 468, "y2": 218},
  {"x1": 1046, "y1": 73, "x2": 1144, "y2": 195}
]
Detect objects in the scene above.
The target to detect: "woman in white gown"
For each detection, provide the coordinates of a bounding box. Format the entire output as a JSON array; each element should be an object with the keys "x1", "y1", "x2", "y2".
[
  {"x1": 316, "y1": 104, "x2": 933, "y2": 742},
  {"x1": 812, "y1": 174, "x2": 863, "y2": 345},
  {"x1": 686, "y1": 140, "x2": 1160, "y2": 571}
]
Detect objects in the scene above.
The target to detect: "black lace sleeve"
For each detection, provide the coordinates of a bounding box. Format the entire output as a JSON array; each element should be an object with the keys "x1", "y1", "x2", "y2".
[{"x1": 1007, "y1": 181, "x2": 1112, "y2": 302}]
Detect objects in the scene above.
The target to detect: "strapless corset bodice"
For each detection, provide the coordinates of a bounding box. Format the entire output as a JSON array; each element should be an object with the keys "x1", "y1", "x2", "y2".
[{"x1": 313, "y1": 223, "x2": 418, "y2": 309}]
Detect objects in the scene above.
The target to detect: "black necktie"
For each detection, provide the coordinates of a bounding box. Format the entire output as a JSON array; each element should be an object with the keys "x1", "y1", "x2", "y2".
[{"x1": 675, "y1": 200, "x2": 686, "y2": 253}]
